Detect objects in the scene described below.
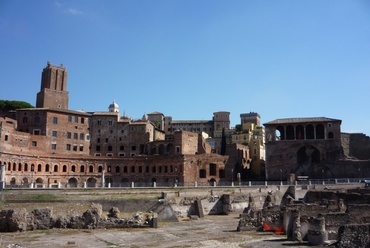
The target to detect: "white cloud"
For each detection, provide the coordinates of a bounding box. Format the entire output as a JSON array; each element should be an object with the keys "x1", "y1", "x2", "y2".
[
  {"x1": 67, "y1": 8, "x2": 84, "y2": 16},
  {"x1": 55, "y1": 1, "x2": 84, "y2": 16}
]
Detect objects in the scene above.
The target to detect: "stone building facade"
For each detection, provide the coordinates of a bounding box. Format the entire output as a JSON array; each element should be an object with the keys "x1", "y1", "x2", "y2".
[
  {"x1": 0, "y1": 62, "x2": 241, "y2": 188},
  {"x1": 263, "y1": 117, "x2": 343, "y2": 180}
]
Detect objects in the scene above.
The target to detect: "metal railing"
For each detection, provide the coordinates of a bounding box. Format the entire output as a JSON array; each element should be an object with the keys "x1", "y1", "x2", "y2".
[{"x1": 2, "y1": 177, "x2": 365, "y2": 190}]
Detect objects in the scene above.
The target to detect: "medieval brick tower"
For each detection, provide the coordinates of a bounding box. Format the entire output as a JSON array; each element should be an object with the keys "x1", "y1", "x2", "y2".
[{"x1": 36, "y1": 62, "x2": 69, "y2": 109}]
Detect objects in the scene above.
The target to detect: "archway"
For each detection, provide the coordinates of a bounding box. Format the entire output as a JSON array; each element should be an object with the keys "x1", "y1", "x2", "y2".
[
  {"x1": 86, "y1": 178, "x2": 97, "y2": 188},
  {"x1": 68, "y1": 177, "x2": 78, "y2": 187},
  {"x1": 121, "y1": 178, "x2": 129, "y2": 187},
  {"x1": 36, "y1": 178, "x2": 43, "y2": 184},
  {"x1": 209, "y1": 178, "x2": 216, "y2": 186}
]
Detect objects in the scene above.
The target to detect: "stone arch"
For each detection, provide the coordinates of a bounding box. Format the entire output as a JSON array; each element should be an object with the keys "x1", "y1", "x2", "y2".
[
  {"x1": 37, "y1": 164, "x2": 42, "y2": 172},
  {"x1": 121, "y1": 178, "x2": 130, "y2": 187},
  {"x1": 316, "y1": 124, "x2": 325, "y2": 139},
  {"x1": 167, "y1": 143, "x2": 173, "y2": 154},
  {"x1": 45, "y1": 164, "x2": 50, "y2": 172},
  {"x1": 68, "y1": 177, "x2": 78, "y2": 187},
  {"x1": 13, "y1": 162, "x2": 16, "y2": 171},
  {"x1": 296, "y1": 125, "x2": 304, "y2": 140},
  {"x1": 24, "y1": 163, "x2": 28, "y2": 171},
  {"x1": 80, "y1": 165, "x2": 85, "y2": 173},
  {"x1": 86, "y1": 178, "x2": 97, "y2": 187},
  {"x1": 276, "y1": 126, "x2": 285, "y2": 140},
  {"x1": 18, "y1": 163, "x2": 22, "y2": 171},
  {"x1": 62, "y1": 165, "x2": 67, "y2": 172},
  {"x1": 158, "y1": 144, "x2": 165, "y2": 155},
  {"x1": 10, "y1": 177, "x2": 16, "y2": 185},
  {"x1": 306, "y1": 124, "x2": 315, "y2": 139},
  {"x1": 71, "y1": 165, "x2": 76, "y2": 172},
  {"x1": 209, "y1": 178, "x2": 216, "y2": 186},
  {"x1": 36, "y1": 178, "x2": 43, "y2": 184},
  {"x1": 297, "y1": 145, "x2": 320, "y2": 165},
  {"x1": 98, "y1": 165, "x2": 103, "y2": 173},
  {"x1": 286, "y1": 125, "x2": 294, "y2": 140},
  {"x1": 22, "y1": 177, "x2": 28, "y2": 185},
  {"x1": 54, "y1": 165, "x2": 58, "y2": 172},
  {"x1": 89, "y1": 165, "x2": 94, "y2": 173}
]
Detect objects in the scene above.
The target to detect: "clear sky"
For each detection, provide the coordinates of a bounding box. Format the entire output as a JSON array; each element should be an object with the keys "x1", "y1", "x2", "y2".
[{"x1": 1, "y1": 1, "x2": 370, "y2": 135}]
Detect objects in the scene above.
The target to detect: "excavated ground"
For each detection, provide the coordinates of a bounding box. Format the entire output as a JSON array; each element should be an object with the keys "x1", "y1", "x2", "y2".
[{"x1": 0, "y1": 213, "x2": 311, "y2": 248}]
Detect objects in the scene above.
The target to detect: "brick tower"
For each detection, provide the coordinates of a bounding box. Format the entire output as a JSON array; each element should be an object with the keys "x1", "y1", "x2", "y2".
[{"x1": 36, "y1": 61, "x2": 69, "y2": 109}]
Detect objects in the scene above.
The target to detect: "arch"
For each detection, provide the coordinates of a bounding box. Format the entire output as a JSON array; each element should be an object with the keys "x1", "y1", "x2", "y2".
[
  {"x1": 152, "y1": 166, "x2": 156, "y2": 173},
  {"x1": 316, "y1": 124, "x2": 325, "y2": 139},
  {"x1": 86, "y1": 178, "x2": 97, "y2": 187},
  {"x1": 68, "y1": 177, "x2": 78, "y2": 187},
  {"x1": 296, "y1": 125, "x2": 304, "y2": 140},
  {"x1": 209, "y1": 178, "x2": 216, "y2": 186},
  {"x1": 286, "y1": 125, "x2": 294, "y2": 140},
  {"x1": 13, "y1": 163, "x2": 16, "y2": 171},
  {"x1": 54, "y1": 165, "x2": 58, "y2": 172},
  {"x1": 306, "y1": 124, "x2": 315, "y2": 139},
  {"x1": 152, "y1": 178, "x2": 156, "y2": 184},
  {"x1": 62, "y1": 165, "x2": 67, "y2": 172},
  {"x1": 7, "y1": 162, "x2": 11, "y2": 171},
  {"x1": 71, "y1": 165, "x2": 76, "y2": 172},
  {"x1": 123, "y1": 166, "x2": 128, "y2": 173},
  {"x1": 164, "y1": 166, "x2": 168, "y2": 173},
  {"x1": 89, "y1": 165, "x2": 94, "y2": 173},
  {"x1": 37, "y1": 164, "x2": 42, "y2": 172},
  {"x1": 139, "y1": 166, "x2": 142, "y2": 173},
  {"x1": 107, "y1": 166, "x2": 111, "y2": 172},
  {"x1": 297, "y1": 145, "x2": 321, "y2": 166},
  {"x1": 131, "y1": 166, "x2": 135, "y2": 173},
  {"x1": 22, "y1": 177, "x2": 28, "y2": 185},
  {"x1": 45, "y1": 164, "x2": 50, "y2": 172},
  {"x1": 10, "y1": 177, "x2": 16, "y2": 185},
  {"x1": 98, "y1": 165, "x2": 103, "y2": 173},
  {"x1": 167, "y1": 144, "x2": 173, "y2": 154},
  {"x1": 115, "y1": 166, "x2": 120, "y2": 173},
  {"x1": 80, "y1": 165, "x2": 85, "y2": 173},
  {"x1": 31, "y1": 164, "x2": 35, "y2": 172},
  {"x1": 159, "y1": 166, "x2": 162, "y2": 173},
  {"x1": 121, "y1": 178, "x2": 130, "y2": 187},
  {"x1": 276, "y1": 126, "x2": 285, "y2": 140},
  {"x1": 145, "y1": 166, "x2": 149, "y2": 173},
  {"x1": 18, "y1": 163, "x2": 22, "y2": 171},
  {"x1": 36, "y1": 178, "x2": 43, "y2": 184},
  {"x1": 24, "y1": 163, "x2": 28, "y2": 171},
  {"x1": 158, "y1": 144, "x2": 165, "y2": 155}
]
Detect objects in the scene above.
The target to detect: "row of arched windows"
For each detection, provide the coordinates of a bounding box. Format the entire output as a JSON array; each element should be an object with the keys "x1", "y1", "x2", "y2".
[
  {"x1": 1, "y1": 161, "x2": 179, "y2": 175},
  {"x1": 275, "y1": 124, "x2": 334, "y2": 141}
]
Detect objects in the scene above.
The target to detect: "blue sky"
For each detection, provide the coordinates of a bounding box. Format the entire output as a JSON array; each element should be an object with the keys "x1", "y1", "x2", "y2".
[{"x1": 1, "y1": 1, "x2": 370, "y2": 135}]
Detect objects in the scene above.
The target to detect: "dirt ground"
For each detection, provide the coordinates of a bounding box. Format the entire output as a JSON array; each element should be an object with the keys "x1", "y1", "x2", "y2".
[{"x1": 0, "y1": 214, "x2": 310, "y2": 248}]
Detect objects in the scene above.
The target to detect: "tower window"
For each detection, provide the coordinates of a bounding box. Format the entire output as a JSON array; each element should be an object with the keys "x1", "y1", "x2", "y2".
[{"x1": 53, "y1": 117, "x2": 58, "y2": 124}]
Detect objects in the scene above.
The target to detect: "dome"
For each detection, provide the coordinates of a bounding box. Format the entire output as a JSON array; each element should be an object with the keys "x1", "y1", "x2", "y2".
[{"x1": 108, "y1": 101, "x2": 119, "y2": 113}]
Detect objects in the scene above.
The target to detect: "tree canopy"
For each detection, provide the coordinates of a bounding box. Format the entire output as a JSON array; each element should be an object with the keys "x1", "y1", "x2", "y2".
[{"x1": 0, "y1": 100, "x2": 34, "y2": 112}]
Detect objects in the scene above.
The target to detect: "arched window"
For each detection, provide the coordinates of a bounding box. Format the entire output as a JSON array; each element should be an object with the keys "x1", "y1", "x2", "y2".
[
  {"x1": 152, "y1": 166, "x2": 156, "y2": 173},
  {"x1": 80, "y1": 165, "x2": 85, "y2": 173},
  {"x1": 306, "y1": 124, "x2": 315, "y2": 139},
  {"x1": 71, "y1": 165, "x2": 76, "y2": 172},
  {"x1": 131, "y1": 166, "x2": 135, "y2": 173},
  {"x1": 316, "y1": 124, "x2": 325, "y2": 139},
  {"x1": 89, "y1": 165, "x2": 94, "y2": 173},
  {"x1": 38, "y1": 164, "x2": 42, "y2": 172},
  {"x1": 286, "y1": 125, "x2": 294, "y2": 140},
  {"x1": 18, "y1": 163, "x2": 22, "y2": 171},
  {"x1": 54, "y1": 165, "x2": 58, "y2": 172},
  {"x1": 13, "y1": 163, "x2": 16, "y2": 171},
  {"x1": 98, "y1": 166, "x2": 103, "y2": 173},
  {"x1": 63, "y1": 165, "x2": 67, "y2": 172},
  {"x1": 145, "y1": 166, "x2": 149, "y2": 173},
  {"x1": 45, "y1": 164, "x2": 50, "y2": 172},
  {"x1": 159, "y1": 166, "x2": 162, "y2": 173},
  {"x1": 107, "y1": 166, "x2": 111, "y2": 172},
  {"x1": 24, "y1": 163, "x2": 28, "y2": 171},
  {"x1": 115, "y1": 166, "x2": 120, "y2": 173},
  {"x1": 139, "y1": 166, "x2": 142, "y2": 173},
  {"x1": 123, "y1": 166, "x2": 128, "y2": 173}
]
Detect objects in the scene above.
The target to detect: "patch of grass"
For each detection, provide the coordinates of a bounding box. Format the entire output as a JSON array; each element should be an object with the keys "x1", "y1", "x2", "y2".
[{"x1": 33, "y1": 194, "x2": 58, "y2": 201}]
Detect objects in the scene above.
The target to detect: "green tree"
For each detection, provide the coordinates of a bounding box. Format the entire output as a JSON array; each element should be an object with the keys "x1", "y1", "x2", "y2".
[
  {"x1": 221, "y1": 127, "x2": 226, "y2": 155},
  {"x1": 0, "y1": 100, "x2": 33, "y2": 112}
]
